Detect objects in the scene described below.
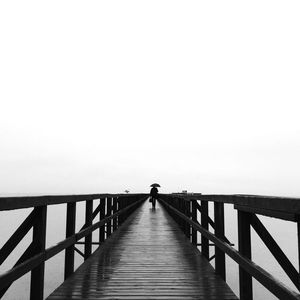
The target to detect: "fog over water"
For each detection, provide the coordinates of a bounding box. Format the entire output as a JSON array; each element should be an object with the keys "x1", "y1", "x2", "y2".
[{"x1": 1, "y1": 1, "x2": 300, "y2": 299}]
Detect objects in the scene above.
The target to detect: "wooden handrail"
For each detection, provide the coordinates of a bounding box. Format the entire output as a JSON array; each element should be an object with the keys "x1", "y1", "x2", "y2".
[
  {"x1": 159, "y1": 196, "x2": 300, "y2": 300},
  {"x1": 2, "y1": 193, "x2": 300, "y2": 219},
  {"x1": 161, "y1": 194, "x2": 300, "y2": 221},
  {"x1": 0, "y1": 196, "x2": 146, "y2": 290},
  {"x1": 0, "y1": 193, "x2": 148, "y2": 211},
  {"x1": 2, "y1": 192, "x2": 300, "y2": 300},
  {"x1": 0, "y1": 194, "x2": 147, "y2": 300}
]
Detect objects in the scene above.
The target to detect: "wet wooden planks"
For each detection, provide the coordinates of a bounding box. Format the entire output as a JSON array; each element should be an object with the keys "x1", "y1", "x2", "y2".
[{"x1": 47, "y1": 201, "x2": 237, "y2": 299}]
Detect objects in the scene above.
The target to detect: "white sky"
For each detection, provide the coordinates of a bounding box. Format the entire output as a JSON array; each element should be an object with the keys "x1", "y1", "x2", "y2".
[{"x1": 0, "y1": 1, "x2": 300, "y2": 196}]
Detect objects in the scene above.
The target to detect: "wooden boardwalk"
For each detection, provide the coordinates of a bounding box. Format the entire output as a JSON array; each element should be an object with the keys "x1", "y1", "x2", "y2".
[{"x1": 47, "y1": 201, "x2": 237, "y2": 300}]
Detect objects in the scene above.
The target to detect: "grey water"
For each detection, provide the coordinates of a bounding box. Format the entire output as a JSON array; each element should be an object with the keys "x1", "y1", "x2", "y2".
[{"x1": 0, "y1": 201, "x2": 298, "y2": 300}]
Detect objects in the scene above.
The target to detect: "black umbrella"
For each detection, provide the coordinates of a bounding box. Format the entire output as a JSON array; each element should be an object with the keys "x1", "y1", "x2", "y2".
[{"x1": 150, "y1": 183, "x2": 161, "y2": 188}]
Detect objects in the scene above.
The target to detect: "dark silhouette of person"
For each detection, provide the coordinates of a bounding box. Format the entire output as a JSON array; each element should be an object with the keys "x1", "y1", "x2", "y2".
[{"x1": 150, "y1": 186, "x2": 158, "y2": 209}]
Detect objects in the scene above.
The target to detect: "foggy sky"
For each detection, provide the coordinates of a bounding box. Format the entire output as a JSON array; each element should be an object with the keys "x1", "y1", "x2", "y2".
[{"x1": 1, "y1": 1, "x2": 300, "y2": 196}]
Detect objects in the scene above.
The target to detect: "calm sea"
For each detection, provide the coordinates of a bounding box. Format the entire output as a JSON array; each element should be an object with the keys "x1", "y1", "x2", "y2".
[{"x1": 0, "y1": 201, "x2": 298, "y2": 299}]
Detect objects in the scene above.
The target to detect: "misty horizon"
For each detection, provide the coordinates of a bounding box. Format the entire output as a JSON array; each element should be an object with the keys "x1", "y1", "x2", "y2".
[{"x1": 1, "y1": 1, "x2": 300, "y2": 198}]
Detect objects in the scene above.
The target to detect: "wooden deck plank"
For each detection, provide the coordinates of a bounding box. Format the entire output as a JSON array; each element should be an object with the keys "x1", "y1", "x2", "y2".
[{"x1": 47, "y1": 201, "x2": 237, "y2": 299}]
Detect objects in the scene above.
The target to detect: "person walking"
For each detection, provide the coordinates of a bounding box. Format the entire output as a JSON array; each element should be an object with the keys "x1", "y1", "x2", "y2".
[{"x1": 149, "y1": 183, "x2": 160, "y2": 209}]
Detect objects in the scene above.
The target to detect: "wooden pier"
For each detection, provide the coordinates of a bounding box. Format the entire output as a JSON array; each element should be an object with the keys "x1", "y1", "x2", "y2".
[
  {"x1": 47, "y1": 201, "x2": 237, "y2": 299},
  {"x1": 1, "y1": 193, "x2": 300, "y2": 300}
]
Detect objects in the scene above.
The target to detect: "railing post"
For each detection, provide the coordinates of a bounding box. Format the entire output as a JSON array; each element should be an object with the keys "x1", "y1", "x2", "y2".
[
  {"x1": 125, "y1": 197, "x2": 129, "y2": 217},
  {"x1": 185, "y1": 200, "x2": 189, "y2": 240},
  {"x1": 191, "y1": 200, "x2": 198, "y2": 245},
  {"x1": 180, "y1": 199, "x2": 185, "y2": 232},
  {"x1": 106, "y1": 197, "x2": 112, "y2": 237},
  {"x1": 118, "y1": 198, "x2": 123, "y2": 226},
  {"x1": 183, "y1": 200, "x2": 186, "y2": 234},
  {"x1": 238, "y1": 210, "x2": 253, "y2": 300},
  {"x1": 201, "y1": 200, "x2": 209, "y2": 260},
  {"x1": 116, "y1": 197, "x2": 119, "y2": 228},
  {"x1": 173, "y1": 198, "x2": 178, "y2": 225},
  {"x1": 112, "y1": 197, "x2": 118, "y2": 232},
  {"x1": 185, "y1": 201, "x2": 190, "y2": 238},
  {"x1": 297, "y1": 219, "x2": 300, "y2": 288},
  {"x1": 65, "y1": 202, "x2": 76, "y2": 279},
  {"x1": 30, "y1": 205, "x2": 47, "y2": 300},
  {"x1": 214, "y1": 201, "x2": 226, "y2": 280},
  {"x1": 99, "y1": 198, "x2": 105, "y2": 243},
  {"x1": 84, "y1": 199, "x2": 93, "y2": 260}
]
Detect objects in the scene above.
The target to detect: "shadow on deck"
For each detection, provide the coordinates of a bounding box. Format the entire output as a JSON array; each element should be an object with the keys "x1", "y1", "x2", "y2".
[{"x1": 47, "y1": 201, "x2": 237, "y2": 300}]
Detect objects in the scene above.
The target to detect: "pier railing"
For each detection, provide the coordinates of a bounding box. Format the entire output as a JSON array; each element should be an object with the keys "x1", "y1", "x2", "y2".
[
  {"x1": 160, "y1": 194, "x2": 300, "y2": 300},
  {"x1": 0, "y1": 193, "x2": 147, "y2": 300}
]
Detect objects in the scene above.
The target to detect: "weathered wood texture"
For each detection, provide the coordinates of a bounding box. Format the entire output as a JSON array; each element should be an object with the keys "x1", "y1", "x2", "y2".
[
  {"x1": 47, "y1": 201, "x2": 237, "y2": 300},
  {"x1": 0, "y1": 194, "x2": 148, "y2": 211},
  {"x1": 0, "y1": 196, "x2": 145, "y2": 300},
  {"x1": 161, "y1": 194, "x2": 300, "y2": 221},
  {"x1": 160, "y1": 199, "x2": 300, "y2": 300}
]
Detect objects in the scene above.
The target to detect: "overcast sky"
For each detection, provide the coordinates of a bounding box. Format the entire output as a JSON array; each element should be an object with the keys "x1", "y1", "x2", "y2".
[{"x1": 1, "y1": 1, "x2": 300, "y2": 196}]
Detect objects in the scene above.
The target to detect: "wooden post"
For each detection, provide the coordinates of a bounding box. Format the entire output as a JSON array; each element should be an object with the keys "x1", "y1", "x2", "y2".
[
  {"x1": 191, "y1": 200, "x2": 198, "y2": 245},
  {"x1": 106, "y1": 198, "x2": 112, "y2": 237},
  {"x1": 65, "y1": 202, "x2": 76, "y2": 279},
  {"x1": 116, "y1": 197, "x2": 119, "y2": 229},
  {"x1": 99, "y1": 198, "x2": 105, "y2": 243},
  {"x1": 177, "y1": 198, "x2": 181, "y2": 226},
  {"x1": 180, "y1": 200, "x2": 185, "y2": 232},
  {"x1": 30, "y1": 206, "x2": 47, "y2": 300},
  {"x1": 297, "y1": 219, "x2": 300, "y2": 288},
  {"x1": 201, "y1": 200, "x2": 209, "y2": 260},
  {"x1": 186, "y1": 201, "x2": 191, "y2": 238},
  {"x1": 84, "y1": 200, "x2": 93, "y2": 260},
  {"x1": 214, "y1": 202, "x2": 226, "y2": 280},
  {"x1": 118, "y1": 198, "x2": 123, "y2": 226},
  {"x1": 238, "y1": 210, "x2": 253, "y2": 300},
  {"x1": 112, "y1": 197, "x2": 118, "y2": 232}
]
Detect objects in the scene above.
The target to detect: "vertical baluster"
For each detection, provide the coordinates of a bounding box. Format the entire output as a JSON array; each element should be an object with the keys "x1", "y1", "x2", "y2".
[
  {"x1": 30, "y1": 205, "x2": 47, "y2": 300},
  {"x1": 201, "y1": 200, "x2": 209, "y2": 260},
  {"x1": 188, "y1": 200, "x2": 192, "y2": 239},
  {"x1": 99, "y1": 198, "x2": 105, "y2": 243},
  {"x1": 127, "y1": 196, "x2": 131, "y2": 215},
  {"x1": 214, "y1": 201, "x2": 226, "y2": 280},
  {"x1": 116, "y1": 197, "x2": 119, "y2": 229},
  {"x1": 125, "y1": 197, "x2": 129, "y2": 218},
  {"x1": 84, "y1": 200, "x2": 93, "y2": 260},
  {"x1": 180, "y1": 199, "x2": 184, "y2": 231},
  {"x1": 185, "y1": 200, "x2": 190, "y2": 238},
  {"x1": 65, "y1": 202, "x2": 76, "y2": 279},
  {"x1": 118, "y1": 198, "x2": 123, "y2": 226},
  {"x1": 191, "y1": 200, "x2": 198, "y2": 246},
  {"x1": 106, "y1": 198, "x2": 112, "y2": 237},
  {"x1": 238, "y1": 210, "x2": 253, "y2": 300},
  {"x1": 183, "y1": 201, "x2": 187, "y2": 236},
  {"x1": 112, "y1": 197, "x2": 118, "y2": 232},
  {"x1": 298, "y1": 219, "x2": 300, "y2": 288},
  {"x1": 176, "y1": 198, "x2": 180, "y2": 226}
]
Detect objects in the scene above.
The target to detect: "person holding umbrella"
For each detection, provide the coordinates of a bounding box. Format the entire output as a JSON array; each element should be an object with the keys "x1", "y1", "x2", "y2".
[{"x1": 150, "y1": 183, "x2": 160, "y2": 209}]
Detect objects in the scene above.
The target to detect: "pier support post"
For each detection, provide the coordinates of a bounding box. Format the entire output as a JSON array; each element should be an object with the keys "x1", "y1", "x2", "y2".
[
  {"x1": 201, "y1": 200, "x2": 209, "y2": 260},
  {"x1": 191, "y1": 200, "x2": 198, "y2": 245},
  {"x1": 184, "y1": 201, "x2": 190, "y2": 238},
  {"x1": 106, "y1": 198, "x2": 112, "y2": 237},
  {"x1": 112, "y1": 197, "x2": 118, "y2": 232},
  {"x1": 84, "y1": 200, "x2": 93, "y2": 260},
  {"x1": 99, "y1": 198, "x2": 105, "y2": 243},
  {"x1": 65, "y1": 202, "x2": 76, "y2": 279},
  {"x1": 30, "y1": 206, "x2": 47, "y2": 300},
  {"x1": 238, "y1": 210, "x2": 253, "y2": 300},
  {"x1": 214, "y1": 202, "x2": 226, "y2": 280},
  {"x1": 297, "y1": 219, "x2": 300, "y2": 288}
]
